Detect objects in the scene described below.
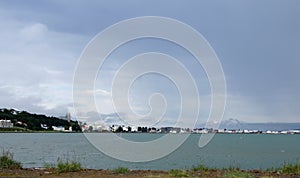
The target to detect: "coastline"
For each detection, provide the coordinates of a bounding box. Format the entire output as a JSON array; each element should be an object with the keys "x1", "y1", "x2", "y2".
[
  {"x1": 1, "y1": 167, "x2": 299, "y2": 178},
  {"x1": 1, "y1": 130, "x2": 300, "y2": 135}
]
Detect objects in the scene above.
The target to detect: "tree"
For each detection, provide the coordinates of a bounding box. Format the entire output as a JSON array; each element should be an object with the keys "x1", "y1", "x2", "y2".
[
  {"x1": 116, "y1": 126, "x2": 123, "y2": 132},
  {"x1": 137, "y1": 126, "x2": 142, "y2": 132}
]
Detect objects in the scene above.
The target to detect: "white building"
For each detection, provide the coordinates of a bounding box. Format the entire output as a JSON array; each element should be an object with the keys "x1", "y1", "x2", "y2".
[
  {"x1": 64, "y1": 126, "x2": 73, "y2": 132},
  {"x1": 52, "y1": 126, "x2": 65, "y2": 131},
  {"x1": 0, "y1": 120, "x2": 13, "y2": 128}
]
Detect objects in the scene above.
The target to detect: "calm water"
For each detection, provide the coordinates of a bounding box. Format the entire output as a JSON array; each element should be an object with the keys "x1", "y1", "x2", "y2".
[{"x1": 1, "y1": 133, "x2": 300, "y2": 170}]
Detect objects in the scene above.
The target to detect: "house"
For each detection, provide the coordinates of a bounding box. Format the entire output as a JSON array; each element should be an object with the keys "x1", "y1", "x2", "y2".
[
  {"x1": 52, "y1": 126, "x2": 65, "y2": 131},
  {"x1": 41, "y1": 124, "x2": 48, "y2": 129},
  {"x1": 0, "y1": 119, "x2": 13, "y2": 128},
  {"x1": 64, "y1": 126, "x2": 73, "y2": 132}
]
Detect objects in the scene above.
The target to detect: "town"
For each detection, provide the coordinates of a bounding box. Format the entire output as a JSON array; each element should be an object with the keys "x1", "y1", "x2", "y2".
[
  {"x1": 80, "y1": 123, "x2": 300, "y2": 135},
  {"x1": 1, "y1": 118, "x2": 300, "y2": 134},
  {"x1": 1, "y1": 107, "x2": 300, "y2": 135}
]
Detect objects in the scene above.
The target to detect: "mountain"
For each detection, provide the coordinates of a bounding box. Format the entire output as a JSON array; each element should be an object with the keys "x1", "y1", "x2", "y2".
[
  {"x1": 236, "y1": 122, "x2": 300, "y2": 131},
  {"x1": 220, "y1": 118, "x2": 242, "y2": 129},
  {"x1": 199, "y1": 118, "x2": 300, "y2": 131},
  {"x1": 0, "y1": 108, "x2": 81, "y2": 132}
]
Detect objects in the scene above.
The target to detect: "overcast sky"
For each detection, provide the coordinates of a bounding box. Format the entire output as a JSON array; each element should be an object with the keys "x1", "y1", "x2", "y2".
[{"x1": 0, "y1": 0, "x2": 299, "y2": 126}]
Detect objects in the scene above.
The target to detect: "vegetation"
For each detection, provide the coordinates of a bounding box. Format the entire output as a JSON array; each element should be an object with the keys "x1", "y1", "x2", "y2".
[
  {"x1": 0, "y1": 150, "x2": 22, "y2": 169},
  {"x1": 222, "y1": 171, "x2": 253, "y2": 178},
  {"x1": 189, "y1": 163, "x2": 300, "y2": 177},
  {"x1": 113, "y1": 167, "x2": 130, "y2": 174},
  {"x1": 275, "y1": 162, "x2": 300, "y2": 174},
  {"x1": 1, "y1": 161, "x2": 300, "y2": 177},
  {"x1": 0, "y1": 127, "x2": 28, "y2": 132},
  {"x1": 222, "y1": 166, "x2": 241, "y2": 172},
  {"x1": 169, "y1": 169, "x2": 189, "y2": 177},
  {"x1": 191, "y1": 164, "x2": 213, "y2": 171},
  {"x1": 1, "y1": 151, "x2": 300, "y2": 177},
  {"x1": 43, "y1": 162, "x2": 56, "y2": 169},
  {"x1": 55, "y1": 160, "x2": 82, "y2": 173},
  {"x1": 43, "y1": 158, "x2": 81, "y2": 173},
  {"x1": 0, "y1": 108, "x2": 81, "y2": 132}
]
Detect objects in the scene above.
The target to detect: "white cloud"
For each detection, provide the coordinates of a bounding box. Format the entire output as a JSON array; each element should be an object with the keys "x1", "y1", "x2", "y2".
[
  {"x1": 44, "y1": 68, "x2": 64, "y2": 76},
  {"x1": 19, "y1": 23, "x2": 48, "y2": 41},
  {"x1": 0, "y1": 15, "x2": 87, "y2": 116},
  {"x1": 94, "y1": 89, "x2": 111, "y2": 96}
]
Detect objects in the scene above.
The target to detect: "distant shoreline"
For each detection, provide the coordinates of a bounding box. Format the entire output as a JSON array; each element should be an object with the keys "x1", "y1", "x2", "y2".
[{"x1": 1, "y1": 130, "x2": 300, "y2": 135}]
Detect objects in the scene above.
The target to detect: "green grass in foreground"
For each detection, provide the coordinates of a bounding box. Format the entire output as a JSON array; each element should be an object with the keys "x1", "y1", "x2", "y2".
[
  {"x1": 275, "y1": 162, "x2": 300, "y2": 174},
  {"x1": 169, "y1": 169, "x2": 189, "y2": 177},
  {"x1": 56, "y1": 160, "x2": 82, "y2": 173},
  {"x1": 190, "y1": 165, "x2": 253, "y2": 178},
  {"x1": 44, "y1": 160, "x2": 82, "y2": 173},
  {"x1": 1, "y1": 149, "x2": 300, "y2": 176},
  {"x1": 192, "y1": 164, "x2": 216, "y2": 171},
  {"x1": 113, "y1": 167, "x2": 130, "y2": 174},
  {"x1": 44, "y1": 162, "x2": 300, "y2": 176},
  {"x1": 222, "y1": 171, "x2": 253, "y2": 178},
  {"x1": 0, "y1": 150, "x2": 22, "y2": 169}
]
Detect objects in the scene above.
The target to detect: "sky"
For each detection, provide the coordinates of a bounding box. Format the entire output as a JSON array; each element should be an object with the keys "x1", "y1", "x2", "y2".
[{"x1": 0, "y1": 0, "x2": 299, "y2": 127}]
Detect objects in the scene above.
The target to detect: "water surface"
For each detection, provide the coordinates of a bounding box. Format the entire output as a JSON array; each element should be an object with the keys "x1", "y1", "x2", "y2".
[{"x1": 1, "y1": 133, "x2": 299, "y2": 170}]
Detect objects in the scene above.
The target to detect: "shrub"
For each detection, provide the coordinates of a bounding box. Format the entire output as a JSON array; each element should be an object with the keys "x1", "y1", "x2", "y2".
[
  {"x1": 192, "y1": 164, "x2": 211, "y2": 171},
  {"x1": 277, "y1": 163, "x2": 300, "y2": 174},
  {"x1": 43, "y1": 162, "x2": 56, "y2": 169},
  {"x1": 169, "y1": 169, "x2": 189, "y2": 177},
  {"x1": 222, "y1": 171, "x2": 253, "y2": 178},
  {"x1": 114, "y1": 167, "x2": 130, "y2": 174},
  {"x1": 55, "y1": 160, "x2": 81, "y2": 173},
  {"x1": 0, "y1": 150, "x2": 22, "y2": 169}
]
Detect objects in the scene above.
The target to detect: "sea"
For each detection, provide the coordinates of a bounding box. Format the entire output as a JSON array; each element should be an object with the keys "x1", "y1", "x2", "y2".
[{"x1": 1, "y1": 133, "x2": 300, "y2": 170}]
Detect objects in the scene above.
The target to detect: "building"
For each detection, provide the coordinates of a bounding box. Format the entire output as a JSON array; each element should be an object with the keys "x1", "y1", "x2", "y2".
[
  {"x1": 160, "y1": 127, "x2": 173, "y2": 133},
  {"x1": 41, "y1": 124, "x2": 48, "y2": 129},
  {"x1": 52, "y1": 126, "x2": 65, "y2": 131},
  {"x1": 0, "y1": 119, "x2": 14, "y2": 128}
]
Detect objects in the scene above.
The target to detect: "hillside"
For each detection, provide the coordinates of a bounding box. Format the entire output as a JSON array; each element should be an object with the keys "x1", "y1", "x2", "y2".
[{"x1": 0, "y1": 108, "x2": 81, "y2": 132}]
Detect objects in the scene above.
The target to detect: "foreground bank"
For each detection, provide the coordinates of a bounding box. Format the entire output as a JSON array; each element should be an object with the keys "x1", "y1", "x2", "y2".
[
  {"x1": 1, "y1": 151, "x2": 300, "y2": 177},
  {"x1": 1, "y1": 166, "x2": 300, "y2": 178}
]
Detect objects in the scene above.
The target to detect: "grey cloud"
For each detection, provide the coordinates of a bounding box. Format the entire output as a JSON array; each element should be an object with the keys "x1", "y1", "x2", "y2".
[{"x1": 1, "y1": 0, "x2": 300, "y2": 124}]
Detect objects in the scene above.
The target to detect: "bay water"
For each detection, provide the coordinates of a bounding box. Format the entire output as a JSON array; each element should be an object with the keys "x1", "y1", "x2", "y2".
[{"x1": 1, "y1": 133, "x2": 300, "y2": 170}]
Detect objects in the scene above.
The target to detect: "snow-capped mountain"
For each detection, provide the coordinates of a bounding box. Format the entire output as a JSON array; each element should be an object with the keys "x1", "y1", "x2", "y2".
[{"x1": 198, "y1": 118, "x2": 300, "y2": 131}]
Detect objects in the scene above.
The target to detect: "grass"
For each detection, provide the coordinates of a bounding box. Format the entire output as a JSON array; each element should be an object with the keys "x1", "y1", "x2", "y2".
[
  {"x1": 190, "y1": 164, "x2": 253, "y2": 178},
  {"x1": 43, "y1": 162, "x2": 56, "y2": 169},
  {"x1": 0, "y1": 150, "x2": 22, "y2": 169},
  {"x1": 44, "y1": 159, "x2": 82, "y2": 173},
  {"x1": 1, "y1": 151, "x2": 300, "y2": 177},
  {"x1": 113, "y1": 167, "x2": 130, "y2": 174},
  {"x1": 222, "y1": 165, "x2": 241, "y2": 172},
  {"x1": 191, "y1": 164, "x2": 213, "y2": 171},
  {"x1": 275, "y1": 162, "x2": 300, "y2": 174},
  {"x1": 0, "y1": 127, "x2": 29, "y2": 132},
  {"x1": 169, "y1": 169, "x2": 189, "y2": 177},
  {"x1": 222, "y1": 171, "x2": 253, "y2": 178},
  {"x1": 55, "y1": 160, "x2": 82, "y2": 173}
]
